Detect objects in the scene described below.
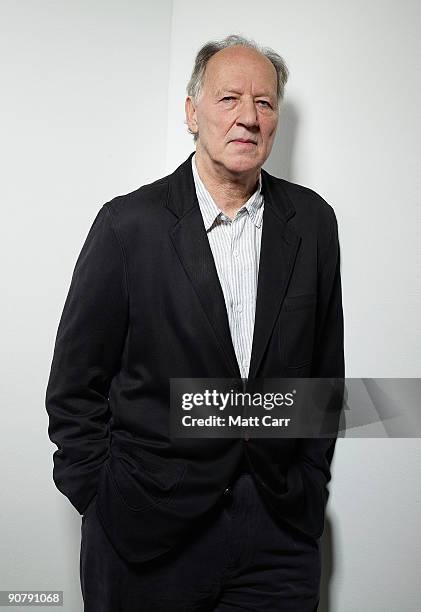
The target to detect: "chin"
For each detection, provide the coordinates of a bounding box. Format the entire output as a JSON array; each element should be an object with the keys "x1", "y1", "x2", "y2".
[{"x1": 223, "y1": 154, "x2": 261, "y2": 174}]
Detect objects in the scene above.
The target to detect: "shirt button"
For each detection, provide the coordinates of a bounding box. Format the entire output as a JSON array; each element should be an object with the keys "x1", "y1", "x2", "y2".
[{"x1": 236, "y1": 303, "x2": 243, "y2": 312}]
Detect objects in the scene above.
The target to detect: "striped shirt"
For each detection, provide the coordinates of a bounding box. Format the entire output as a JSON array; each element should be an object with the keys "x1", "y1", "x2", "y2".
[{"x1": 191, "y1": 153, "x2": 264, "y2": 379}]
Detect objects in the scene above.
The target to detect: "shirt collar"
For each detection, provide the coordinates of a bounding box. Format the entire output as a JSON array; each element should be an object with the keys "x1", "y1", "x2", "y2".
[{"x1": 191, "y1": 153, "x2": 264, "y2": 231}]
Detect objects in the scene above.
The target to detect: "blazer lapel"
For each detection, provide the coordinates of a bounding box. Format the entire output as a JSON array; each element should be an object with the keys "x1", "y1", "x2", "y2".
[
  {"x1": 248, "y1": 171, "x2": 301, "y2": 379},
  {"x1": 167, "y1": 153, "x2": 241, "y2": 379}
]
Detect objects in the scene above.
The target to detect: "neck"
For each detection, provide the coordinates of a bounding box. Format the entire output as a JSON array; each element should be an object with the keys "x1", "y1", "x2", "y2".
[{"x1": 194, "y1": 147, "x2": 260, "y2": 219}]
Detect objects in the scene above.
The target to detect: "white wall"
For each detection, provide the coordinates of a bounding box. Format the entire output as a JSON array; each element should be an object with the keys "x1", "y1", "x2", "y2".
[
  {"x1": 166, "y1": 1, "x2": 421, "y2": 610},
  {"x1": 0, "y1": 2, "x2": 173, "y2": 610},
  {"x1": 1, "y1": 1, "x2": 420, "y2": 610}
]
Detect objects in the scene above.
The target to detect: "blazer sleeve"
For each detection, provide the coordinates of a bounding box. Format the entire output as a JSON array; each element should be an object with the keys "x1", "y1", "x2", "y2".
[
  {"x1": 297, "y1": 206, "x2": 345, "y2": 517},
  {"x1": 45, "y1": 203, "x2": 129, "y2": 515}
]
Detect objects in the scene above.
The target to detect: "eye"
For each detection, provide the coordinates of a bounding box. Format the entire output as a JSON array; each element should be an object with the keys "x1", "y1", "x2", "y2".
[
  {"x1": 221, "y1": 96, "x2": 236, "y2": 102},
  {"x1": 257, "y1": 100, "x2": 271, "y2": 108}
]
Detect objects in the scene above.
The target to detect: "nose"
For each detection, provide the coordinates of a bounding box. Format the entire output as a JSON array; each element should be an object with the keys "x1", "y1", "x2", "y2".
[{"x1": 236, "y1": 97, "x2": 259, "y2": 131}]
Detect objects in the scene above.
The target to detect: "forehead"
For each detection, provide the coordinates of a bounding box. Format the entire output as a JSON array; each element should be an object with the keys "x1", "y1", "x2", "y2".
[{"x1": 204, "y1": 46, "x2": 277, "y2": 94}]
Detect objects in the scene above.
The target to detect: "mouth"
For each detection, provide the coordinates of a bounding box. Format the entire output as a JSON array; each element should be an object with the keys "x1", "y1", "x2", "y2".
[{"x1": 230, "y1": 139, "x2": 257, "y2": 146}]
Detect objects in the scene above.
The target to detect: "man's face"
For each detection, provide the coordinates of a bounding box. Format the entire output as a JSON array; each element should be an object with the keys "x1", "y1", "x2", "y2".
[{"x1": 186, "y1": 45, "x2": 279, "y2": 176}]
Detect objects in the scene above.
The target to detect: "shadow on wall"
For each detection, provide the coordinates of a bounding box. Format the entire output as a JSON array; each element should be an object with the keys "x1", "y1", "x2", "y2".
[
  {"x1": 264, "y1": 102, "x2": 336, "y2": 612},
  {"x1": 263, "y1": 100, "x2": 298, "y2": 182}
]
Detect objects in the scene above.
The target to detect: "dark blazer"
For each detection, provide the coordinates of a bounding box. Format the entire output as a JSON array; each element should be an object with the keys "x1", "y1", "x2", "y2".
[{"x1": 45, "y1": 152, "x2": 344, "y2": 563}]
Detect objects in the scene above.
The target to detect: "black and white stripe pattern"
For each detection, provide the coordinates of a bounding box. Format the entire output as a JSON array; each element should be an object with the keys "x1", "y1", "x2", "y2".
[{"x1": 192, "y1": 153, "x2": 264, "y2": 379}]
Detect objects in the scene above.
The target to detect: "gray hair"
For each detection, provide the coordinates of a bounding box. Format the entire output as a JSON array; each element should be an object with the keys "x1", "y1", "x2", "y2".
[{"x1": 186, "y1": 34, "x2": 289, "y2": 142}]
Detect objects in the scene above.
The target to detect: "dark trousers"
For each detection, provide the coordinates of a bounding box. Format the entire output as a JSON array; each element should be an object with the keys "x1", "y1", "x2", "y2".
[{"x1": 80, "y1": 472, "x2": 321, "y2": 611}]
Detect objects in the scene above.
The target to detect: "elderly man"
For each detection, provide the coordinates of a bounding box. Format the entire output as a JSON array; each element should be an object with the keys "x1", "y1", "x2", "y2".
[{"x1": 46, "y1": 34, "x2": 344, "y2": 611}]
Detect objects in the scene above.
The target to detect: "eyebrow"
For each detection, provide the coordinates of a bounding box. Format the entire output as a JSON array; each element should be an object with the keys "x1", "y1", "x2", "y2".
[{"x1": 215, "y1": 88, "x2": 274, "y2": 99}]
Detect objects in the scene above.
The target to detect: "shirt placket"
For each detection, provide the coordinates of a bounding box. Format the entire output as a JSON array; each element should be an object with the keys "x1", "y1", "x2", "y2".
[{"x1": 231, "y1": 211, "x2": 250, "y2": 380}]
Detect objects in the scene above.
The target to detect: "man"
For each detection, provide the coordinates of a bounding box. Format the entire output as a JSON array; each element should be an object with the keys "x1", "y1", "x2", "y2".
[{"x1": 46, "y1": 34, "x2": 344, "y2": 611}]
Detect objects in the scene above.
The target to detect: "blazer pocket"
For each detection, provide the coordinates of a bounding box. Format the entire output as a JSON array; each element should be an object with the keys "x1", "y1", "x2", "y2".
[
  {"x1": 280, "y1": 293, "x2": 317, "y2": 367},
  {"x1": 107, "y1": 446, "x2": 186, "y2": 512}
]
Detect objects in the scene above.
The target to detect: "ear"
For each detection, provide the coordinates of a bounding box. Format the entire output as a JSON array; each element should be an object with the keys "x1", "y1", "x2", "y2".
[{"x1": 185, "y1": 96, "x2": 198, "y2": 136}]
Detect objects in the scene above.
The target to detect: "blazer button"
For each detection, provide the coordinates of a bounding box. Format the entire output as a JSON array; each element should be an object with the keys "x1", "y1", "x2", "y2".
[{"x1": 223, "y1": 486, "x2": 232, "y2": 496}]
